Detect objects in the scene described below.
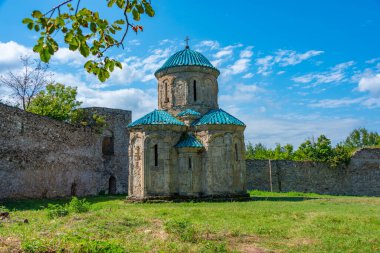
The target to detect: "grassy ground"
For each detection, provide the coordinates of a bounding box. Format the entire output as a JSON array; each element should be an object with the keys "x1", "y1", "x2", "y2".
[{"x1": 1, "y1": 191, "x2": 379, "y2": 253}]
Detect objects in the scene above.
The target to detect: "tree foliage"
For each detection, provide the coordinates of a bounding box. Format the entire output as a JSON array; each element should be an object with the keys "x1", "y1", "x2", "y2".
[
  {"x1": 23, "y1": 0, "x2": 155, "y2": 82},
  {"x1": 27, "y1": 83, "x2": 81, "y2": 121},
  {"x1": 0, "y1": 56, "x2": 51, "y2": 110},
  {"x1": 27, "y1": 83, "x2": 106, "y2": 132},
  {"x1": 244, "y1": 129, "x2": 380, "y2": 167},
  {"x1": 343, "y1": 128, "x2": 380, "y2": 149}
]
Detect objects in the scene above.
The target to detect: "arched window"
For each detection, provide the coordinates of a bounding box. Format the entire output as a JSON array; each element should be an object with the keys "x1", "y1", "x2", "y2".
[
  {"x1": 193, "y1": 80, "x2": 197, "y2": 101},
  {"x1": 188, "y1": 157, "x2": 192, "y2": 169},
  {"x1": 109, "y1": 176, "x2": 117, "y2": 195},
  {"x1": 102, "y1": 136, "x2": 114, "y2": 156},
  {"x1": 235, "y1": 143, "x2": 239, "y2": 161},
  {"x1": 154, "y1": 144, "x2": 158, "y2": 166}
]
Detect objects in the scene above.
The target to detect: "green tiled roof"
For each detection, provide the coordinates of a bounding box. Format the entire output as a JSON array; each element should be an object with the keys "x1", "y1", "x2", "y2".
[
  {"x1": 155, "y1": 48, "x2": 219, "y2": 75},
  {"x1": 175, "y1": 133, "x2": 204, "y2": 148},
  {"x1": 177, "y1": 109, "x2": 201, "y2": 117},
  {"x1": 128, "y1": 109, "x2": 185, "y2": 128},
  {"x1": 192, "y1": 109, "x2": 245, "y2": 126}
]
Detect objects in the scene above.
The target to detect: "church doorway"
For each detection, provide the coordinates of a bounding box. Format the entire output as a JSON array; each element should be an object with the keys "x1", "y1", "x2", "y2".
[{"x1": 109, "y1": 176, "x2": 117, "y2": 195}]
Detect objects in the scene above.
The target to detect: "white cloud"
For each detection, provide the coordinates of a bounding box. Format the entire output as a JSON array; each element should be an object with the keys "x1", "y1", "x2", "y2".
[
  {"x1": 276, "y1": 49, "x2": 324, "y2": 66},
  {"x1": 242, "y1": 73, "x2": 254, "y2": 79},
  {"x1": 309, "y1": 97, "x2": 365, "y2": 108},
  {"x1": 240, "y1": 46, "x2": 254, "y2": 58},
  {"x1": 220, "y1": 84, "x2": 263, "y2": 103},
  {"x1": 0, "y1": 41, "x2": 34, "y2": 70},
  {"x1": 106, "y1": 47, "x2": 174, "y2": 85},
  {"x1": 195, "y1": 40, "x2": 220, "y2": 51},
  {"x1": 256, "y1": 49, "x2": 324, "y2": 75},
  {"x1": 292, "y1": 61, "x2": 354, "y2": 85},
  {"x1": 52, "y1": 72, "x2": 156, "y2": 119},
  {"x1": 358, "y1": 73, "x2": 380, "y2": 97},
  {"x1": 242, "y1": 113, "x2": 362, "y2": 147},
  {"x1": 229, "y1": 59, "x2": 250, "y2": 74},
  {"x1": 51, "y1": 48, "x2": 87, "y2": 66},
  {"x1": 365, "y1": 58, "x2": 380, "y2": 64}
]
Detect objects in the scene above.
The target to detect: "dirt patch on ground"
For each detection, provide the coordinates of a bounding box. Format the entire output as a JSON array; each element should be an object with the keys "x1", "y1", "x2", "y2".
[
  {"x1": 137, "y1": 218, "x2": 169, "y2": 241},
  {"x1": 0, "y1": 237, "x2": 21, "y2": 253},
  {"x1": 227, "y1": 234, "x2": 271, "y2": 253}
]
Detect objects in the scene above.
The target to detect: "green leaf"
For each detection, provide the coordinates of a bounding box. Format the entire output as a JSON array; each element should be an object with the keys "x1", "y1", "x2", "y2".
[
  {"x1": 84, "y1": 60, "x2": 93, "y2": 72},
  {"x1": 69, "y1": 37, "x2": 80, "y2": 51},
  {"x1": 27, "y1": 23, "x2": 34, "y2": 30},
  {"x1": 90, "y1": 23, "x2": 97, "y2": 33},
  {"x1": 34, "y1": 25, "x2": 40, "y2": 32},
  {"x1": 33, "y1": 43, "x2": 43, "y2": 53},
  {"x1": 79, "y1": 43, "x2": 90, "y2": 57},
  {"x1": 40, "y1": 47, "x2": 51, "y2": 63},
  {"x1": 145, "y1": 5, "x2": 155, "y2": 17},
  {"x1": 107, "y1": 0, "x2": 116, "y2": 7},
  {"x1": 115, "y1": 61, "x2": 122, "y2": 69},
  {"x1": 136, "y1": 4, "x2": 144, "y2": 14},
  {"x1": 22, "y1": 18, "x2": 33, "y2": 24},
  {"x1": 32, "y1": 10, "x2": 43, "y2": 18},
  {"x1": 132, "y1": 8, "x2": 140, "y2": 21}
]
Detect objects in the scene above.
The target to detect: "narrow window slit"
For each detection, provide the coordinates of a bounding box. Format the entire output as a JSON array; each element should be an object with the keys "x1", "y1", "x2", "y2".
[
  {"x1": 154, "y1": 144, "x2": 158, "y2": 166},
  {"x1": 193, "y1": 80, "x2": 197, "y2": 101},
  {"x1": 235, "y1": 143, "x2": 238, "y2": 161}
]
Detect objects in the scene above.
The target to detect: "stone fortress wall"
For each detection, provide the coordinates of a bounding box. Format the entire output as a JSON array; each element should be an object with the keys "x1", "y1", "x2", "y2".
[
  {"x1": 246, "y1": 148, "x2": 380, "y2": 196},
  {"x1": 1, "y1": 102, "x2": 379, "y2": 199},
  {"x1": 0, "y1": 102, "x2": 131, "y2": 199}
]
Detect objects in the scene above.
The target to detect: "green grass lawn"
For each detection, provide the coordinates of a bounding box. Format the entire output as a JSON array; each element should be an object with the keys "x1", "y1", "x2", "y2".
[{"x1": 1, "y1": 191, "x2": 379, "y2": 252}]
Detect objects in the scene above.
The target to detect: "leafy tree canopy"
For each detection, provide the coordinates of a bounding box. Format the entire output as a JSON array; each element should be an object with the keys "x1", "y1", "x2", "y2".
[
  {"x1": 245, "y1": 129, "x2": 380, "y2": 167},
  {"x1": 23, "y1": 0, "x2": 155, "y2": 82},
  {"x1": 27, "y1": 83, "x2": 81, "y2": 121},
  {"x1": 27, "y1": 83, "x2": 106, "y2": 132},
  {"x1": 343, "y1": 128, "x2": 380, "y2": 149}
]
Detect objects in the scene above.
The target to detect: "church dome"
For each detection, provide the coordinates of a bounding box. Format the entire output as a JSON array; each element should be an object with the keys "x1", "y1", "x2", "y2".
[{"x1": 155, "y1": 47, "x2": 219, "y2": 75}]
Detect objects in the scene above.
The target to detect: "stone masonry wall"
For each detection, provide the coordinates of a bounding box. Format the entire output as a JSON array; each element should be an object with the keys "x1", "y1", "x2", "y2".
[
  {"x1": 0, "y1": 103, "x2": 131, "y2": 199},
  {"x1": 246, "y1": 148, "x2": 380, "y2": 196}
]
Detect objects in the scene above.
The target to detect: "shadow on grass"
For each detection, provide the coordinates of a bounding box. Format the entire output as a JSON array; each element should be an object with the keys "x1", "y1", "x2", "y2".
[
  {"x1": 1, "y1": 195, "x2": 127, "y2": 211},
  {"x1": 250, "y1": 196, "x2": 319, "y2": 202},
  {"x1": 1, "y1": 194, "x2": 319, "y2": 211}
]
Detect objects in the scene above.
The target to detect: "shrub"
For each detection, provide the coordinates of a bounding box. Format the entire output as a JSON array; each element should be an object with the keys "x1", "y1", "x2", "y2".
[
  {"x1": 68, "y1": 197, "x2": 91, "y2": 213},
  {"x1": 46, "y1": 203, "x2": 69, "y2": 219}
]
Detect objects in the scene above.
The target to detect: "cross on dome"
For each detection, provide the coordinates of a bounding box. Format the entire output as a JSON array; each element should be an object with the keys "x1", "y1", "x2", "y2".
[{"x1": 184, "y1": 36, "x2": 190, "y2": 49}]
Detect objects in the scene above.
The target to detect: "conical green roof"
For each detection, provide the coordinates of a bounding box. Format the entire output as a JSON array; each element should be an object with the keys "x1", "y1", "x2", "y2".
[
  {"x1": 128, "y1": 109, "x2": 185, "y2": 128},
  {"x1": 192, "y1": 109, "x2": 245, "y2": 126},
  {"x1": 155, "y1": 48, "x2": 219, "y2": 75},
  {"x1": 175, "y1": 133, "x2": 204, "y2": 148}
]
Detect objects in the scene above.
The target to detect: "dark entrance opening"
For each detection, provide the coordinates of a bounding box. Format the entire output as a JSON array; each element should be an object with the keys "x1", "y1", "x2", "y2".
[{"x1": 109, "y1": 176, "x2": 117, "y2": 195}]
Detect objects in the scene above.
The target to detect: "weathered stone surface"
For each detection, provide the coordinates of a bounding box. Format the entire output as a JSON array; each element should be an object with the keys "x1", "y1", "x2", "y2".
[
  {"x1": 128, "y1": 61, "x2": 247, "y2": 200},
  {"x1": 0, "y1": 103, "x2": 131, "y2": 199},
  {"x1": 246, "y1": 148, "x2": 380, "y2": 196}
]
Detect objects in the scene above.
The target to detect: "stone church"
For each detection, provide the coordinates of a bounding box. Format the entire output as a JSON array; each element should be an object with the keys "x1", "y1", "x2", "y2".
[{"x1": 127, "y1": 45, "x2": 248, "y2": 200}]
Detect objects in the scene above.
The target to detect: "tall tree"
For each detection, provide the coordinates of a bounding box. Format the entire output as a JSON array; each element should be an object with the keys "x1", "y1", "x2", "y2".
[
  {"x1": 343, "y1": 128, "x2": 380, "y2": 148},
  {"x1": 23, "y1": 0, "x2": 155, "y2": 82},
  {"x1": 0, "y1": 56, "x2": 51, "y2": 110},
  {"x1": 27, "y1": 83, "x2": 81, "y2": 121}
]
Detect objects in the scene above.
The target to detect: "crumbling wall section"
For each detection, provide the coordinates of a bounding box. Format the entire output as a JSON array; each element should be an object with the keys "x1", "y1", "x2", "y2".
[{"x1": 0, "y1": 103, "x2": 131, "y2": 199}]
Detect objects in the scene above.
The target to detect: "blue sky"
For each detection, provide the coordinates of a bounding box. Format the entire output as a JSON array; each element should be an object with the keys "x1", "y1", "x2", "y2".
[{"x1": 0, "y1": 0, "x2": 379, "y2": 147}]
